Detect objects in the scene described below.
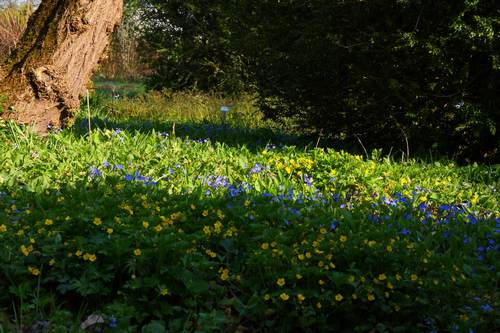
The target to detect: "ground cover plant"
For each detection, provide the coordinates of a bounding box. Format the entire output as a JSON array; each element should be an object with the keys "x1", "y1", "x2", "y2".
[{"x1": 0, "y1": 92, "x2": 499, "y2": 332}]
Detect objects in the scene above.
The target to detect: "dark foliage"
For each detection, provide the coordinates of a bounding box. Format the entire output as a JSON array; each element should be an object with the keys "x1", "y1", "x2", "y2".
[{"x1": 139, "y1": 0, "x2": 499, "y2": 163}]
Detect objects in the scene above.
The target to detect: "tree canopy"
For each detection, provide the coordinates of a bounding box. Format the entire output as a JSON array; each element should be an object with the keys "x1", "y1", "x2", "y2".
[{"x1": 138, "y1": 0, "x2": 499, "y2": 162}]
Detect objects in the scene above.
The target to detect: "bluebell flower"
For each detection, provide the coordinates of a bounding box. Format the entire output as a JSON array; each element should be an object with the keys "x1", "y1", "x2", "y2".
[
  {"x1": 480, "y1": 304, "x2": 493, "y2": 312},
  {"x1": 400, "y1": 229, "x2": 410, "y2": 235},
  {"x1": 89, "y1": 166, "x2": 101, "y2": 178},
  {"x1": 109, "y1": 316, "x2": 118, "y2": 328},
  {"x1": 304, "y1": 174, "x2": 313, "y2": 186}
]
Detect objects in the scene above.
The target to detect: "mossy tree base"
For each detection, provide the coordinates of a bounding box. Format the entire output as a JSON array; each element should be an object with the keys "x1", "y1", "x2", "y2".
[{"x1": 0, "y1": 0, "x2": 122, "y2": 134}]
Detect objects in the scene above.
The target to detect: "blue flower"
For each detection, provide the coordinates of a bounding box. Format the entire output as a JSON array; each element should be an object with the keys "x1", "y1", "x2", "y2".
[
  {"x1": 480, "y1": 304, "x2": 493, "y2": 312},
  {"x1": 109, "y1": 316, "x2": 118, "y2": 328},
  {"x1": 400, "y1": 229, "x2": 410, "y2": 236},
  {"x1": 89, "y1": 166, "x2": 101, "y2": 178}
]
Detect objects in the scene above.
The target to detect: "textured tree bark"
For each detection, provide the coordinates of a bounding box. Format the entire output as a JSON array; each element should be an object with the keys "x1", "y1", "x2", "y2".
[{"x1": 0, "y1": 0, "x2": 122, "y2": 134}]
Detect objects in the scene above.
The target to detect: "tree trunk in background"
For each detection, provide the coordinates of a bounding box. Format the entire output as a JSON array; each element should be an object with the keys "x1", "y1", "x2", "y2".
[{"x1": 0, "y1": 0, "x2": 122, "y2": 134}]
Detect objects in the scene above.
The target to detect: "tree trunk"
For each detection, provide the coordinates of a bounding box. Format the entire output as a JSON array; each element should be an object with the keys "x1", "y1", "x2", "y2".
[{"x1": 0, "y1": 0, "x2": 122, "y2": 134}]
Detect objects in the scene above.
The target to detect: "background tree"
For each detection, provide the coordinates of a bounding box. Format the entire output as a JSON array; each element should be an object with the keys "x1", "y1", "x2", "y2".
[
  {"x1": 139, "y1": 0, "x2": 247, "y2": 95},
  {"x1": 233, "y1": 0, "x2": 499, "y2": 162},
  {"x1": 0, "y1": 0, "x2": 122, "y2": 133}
]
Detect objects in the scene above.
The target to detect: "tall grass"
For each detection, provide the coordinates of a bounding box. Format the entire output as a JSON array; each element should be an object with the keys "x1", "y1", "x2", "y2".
[{"x1": 0, "y1": 3, "x2": 32, "y2": 61}]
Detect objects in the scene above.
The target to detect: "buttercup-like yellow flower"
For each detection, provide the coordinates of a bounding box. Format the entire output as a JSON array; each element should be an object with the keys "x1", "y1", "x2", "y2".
[
  {"x1": 277, "y1": 278, "x2": 286, "y2": 287},
  {"x1": 335, "y1": 294, "x2": 343, "y2": 302},
  {"x1": 280, "y1": 293, "x2": 289, "y2": 301},
  {"x1": 220, "y1": 268, "x2": 230, "y2": 281},
  {"x1": 28, "y1": 266, "x2": 40, "y2": 276},
  {"x1": 134, "y1": 249, "x2": 142, "y2": 256}
]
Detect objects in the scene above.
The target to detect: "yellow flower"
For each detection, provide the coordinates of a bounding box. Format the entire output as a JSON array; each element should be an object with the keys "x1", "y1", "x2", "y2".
[
  {"x1": 75, "y1": 250, "x2": 83, "y2": 257},
  {"x1": 396, "y1": 274, "x2": 401, "y2": 281},
  {"x1": 93, "y1": 217, "x2": 102, "y2": 226},
  {"x1": 285, "y1": 166, "x2": 292, "y2": 174},
  {"x1": 142, "y1": 221, "x2": 149, "y2": 229},
  {"x1": 49, "y1": 258, "x2": 56, "y2": 266},
  {"x1": 296, "y1": 273, "x2": 303, "y2": 280},
  {"x1": 352, "y1": 293, "x2": 358, "y2": 300},
  {"x1": 316, "y1": 302, "x2": 322, "y2": 309},
  {"x1": 44, "y1": 219, "x2": 53, "y2": 226},
  {"x1": 340, "y1": 235, "x2": 347, "y2": 243},
  {"x1": 378, "y1": 273, "x2": 387, "y2": 281},
  {"x1": 335, "y1": 294, "x2": 343, "y2": 302},
  {"x1": 220, "y1": 268, "x2": 230, "y2": 281},
  {"x1": 387, "y1": 282, "x2": 394, "y2": 290},
  {"x1": 134, "y1": 249, "x2": 142, "y2": 256},
  {"x1": 190, "y1": 204, "x2": 196, "y2": 210},
  {"x1": 298, "y1": 254, "x2": 305, "y2": 261},
  {"x1": 159, "y1": 288, "x2": 169, "y2": 296},
  {"x1": 20, "y1": 245, "x2": 33, "y2": 256},
  {"x1": 261, "y1": 243, "x2": 269, "y2": 250},
  {"x1": 0, "y1": 224, "x2": 6, "y2": 232},
  {"x1": 205, "y1": 249, "x2": 217, "y2": 258},
  {"x1": 297, "y1": 294, "x2": 305, "y2": 302},
  {"x1": 263, "y1": 294, "x2": 271, "y2": 301},
  {"x1": 280, "y1": 293, "x2": 289, "y2": 301},
  {"x1": 471, "y1": 193, "x2": 479, "y2": 205},
  {"x1": 277, "y1": 278, "x2": 286, "y2": 287},
  {"x1": 386, "y1": 245, "x2": 393, "y2": 252},
  {"x1": 367, "y1": 294, "x2": 375, "y2": 301},
  {"x1": 106, "y1": 228, "x2": 114, "y2": 235},
  {"x1": 83, "y1": 253, "x2": 97, "y2": 262},
  {"x1": 202, "y1": 210, "x2": 209, "y2": 217},
  {"x1": 411, "y1": 274, "x2": 418, "y2": 281},
  {"x1": 154, "y1": 225, "x2": 163, "y2": 233},
  {"x1": 318, "y1": 279, "x2": 325, "y2": 285},
  {"x1": 214, "y1": 221, "x2": 223, "y2": 234},
  {"x1": 28, "y1": 266, "x2": 40, "y2": 276},
  {"x1": 203, "y1": 226, "x2": 211, "y2": 236}
]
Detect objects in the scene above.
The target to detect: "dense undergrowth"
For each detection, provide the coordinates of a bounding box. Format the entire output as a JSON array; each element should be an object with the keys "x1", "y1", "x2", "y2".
[{"x1": 0, "y1": 92, "x2": 498, "y2": 332}]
